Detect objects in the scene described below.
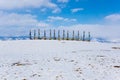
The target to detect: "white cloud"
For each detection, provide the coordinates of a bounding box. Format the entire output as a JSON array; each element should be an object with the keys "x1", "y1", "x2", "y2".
[
  {"x1": 48, "y1": 16, "x2": 64, "y2": 21},
  {"x1": 25, "y1": 9, "x2": 32, "y2": 13},
  {"x1": 52, "y1": 8, "x2": 61, "y2": 13},
  {"x1": 0, "y1": 11, "x2": 50, "y2": 27},
  {"x1": 57, "y1": 0, "x2": 69, "y2": 3},
  {"x1": 47, "y1": 16, "x2": 77, "y2": 22},
  {"x1": 37, "y1": 22, "x2": 49, "y2": 27},
  {"x1": 0, "y1": 0, "x2": 60, "y2": 13},
  {"x1": 0, "y1": 12, "x2": 36, "y2": 27},
  {"x1": 40, "y1": 8, "x2": 47, "y2": 12},
  {"x1": 0, "y1": 11, "x2": 50, "y2": 36},
  {"x1": 0, "y1": 0, "x2": 56, "y2": 9},
  {"x1": 71, "y1": 8, "x2": 84, "y2": 13},
  {"x1": 105, "y1": 14, "x2": 120, "y2": 22}
]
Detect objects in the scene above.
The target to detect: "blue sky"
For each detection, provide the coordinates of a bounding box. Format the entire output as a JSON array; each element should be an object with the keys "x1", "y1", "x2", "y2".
[
  {"x1": 0, "y1": 0, "x2": 120, "y2": 39},
  {"x1": 26, "y1": 0, "x2": 120, "y2": 24}
]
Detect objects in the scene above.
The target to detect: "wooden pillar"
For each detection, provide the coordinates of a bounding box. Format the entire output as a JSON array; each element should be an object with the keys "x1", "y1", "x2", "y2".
[
  {"x1": 58, "y1": 30, "x2": 60, "y2": 40},
  {"x1": 63, "y1": 30, "x2": 65, "y2": 40},
  {"x1": 54, "y1": 29, "x2": 56, "y2": 40},
  {"x1": 38, "y1": 29, "x2": 40, "y2": 39},
  {"x1": 72, "y1": 30, "x2": 74, "y2": 40},
  {"x1": 88, "y1": 32, "x2": 91, "y2": 42},
  {"x1": 44, "y1": 30, "x2": 46, "y2": 40},
  {"x1": 83, "y1": 31, "x2": 85, "y2": 41},
  {"x1": 29, "y1": 29, "x2": 32, "y2": 40},
  {"x1": 50, "y1": 29, "x2": 52, "y2": 40},
  {"x1": 77, "y1": 30, "x2": 79, "y2": 41},
  {"x1": 34, "y1": 29, "x2": 36, "y2": 40},
  {"x1": 67, "y1": 30, "x2": 69, "y2": 40}
]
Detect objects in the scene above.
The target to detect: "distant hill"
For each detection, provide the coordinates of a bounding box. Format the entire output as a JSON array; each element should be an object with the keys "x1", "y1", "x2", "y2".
[
  {"x1": 0, "y1": 36, "x2": 29, "y2": 41},
  {"x1": 0, "y1": 36, "x2": 119, "y2": 43}
]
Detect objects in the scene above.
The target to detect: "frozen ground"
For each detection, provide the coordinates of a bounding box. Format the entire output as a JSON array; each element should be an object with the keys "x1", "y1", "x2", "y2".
[{"x1": 0, "y1": 40, "x2": 120, "y2": 80}]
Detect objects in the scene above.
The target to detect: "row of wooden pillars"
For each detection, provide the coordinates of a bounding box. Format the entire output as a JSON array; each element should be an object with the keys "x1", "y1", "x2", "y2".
[{"x1": 29, "y1": 29, "x2": 91, "y2": 41}]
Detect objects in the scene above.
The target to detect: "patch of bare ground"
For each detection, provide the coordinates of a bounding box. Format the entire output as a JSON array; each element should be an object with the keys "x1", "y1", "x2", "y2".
[
  {"x1": 74, "y1": 67, "x2": 83, "y2": 78},
  {"x1": 74, "y1": 67, "x2": 82, "y2": 74},
  {"x1": 96, "y1": 55, "x2": 105, "y2": 57},
  {"x1": 72, "y1": 51, "x2": 77, "y2": 53},
  {"x1": 30, "y1": 74, "x2": 41, "y2": 77},
  {"x1": 53, "y1": 57, "x2": 61, "y2": 61},
  {"x1": 88, "y1": 64, "x2": 95, "y2": 68},
  {"x1": 69, "y1": 60, "x2": 74, "y2": 62},
  {"x1": 55, "y1": 75, "x2": 63, "y2": 80},
  {"x1": 100, "y1": 49, "x2": 111, "y2": 51},
  {"x1": 113, "y1": 66, "x2": 120, "y2": 68},
  {"x1": 112, "y1": 47, "x2": 120, "y2": 49},
  {"x1": 11, "y1": 62, "x2": 31, "y2": 66}
]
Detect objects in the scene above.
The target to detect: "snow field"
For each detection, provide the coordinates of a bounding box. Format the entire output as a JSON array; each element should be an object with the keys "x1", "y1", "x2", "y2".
[{"x1": 0, "y1": 40, "x2": 120, "y2": 80}]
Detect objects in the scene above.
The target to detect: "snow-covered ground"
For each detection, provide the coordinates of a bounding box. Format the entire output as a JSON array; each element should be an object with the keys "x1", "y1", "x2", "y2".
[{"x1": 0, "y1": 40, "x2": 120, "y2": 80}]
